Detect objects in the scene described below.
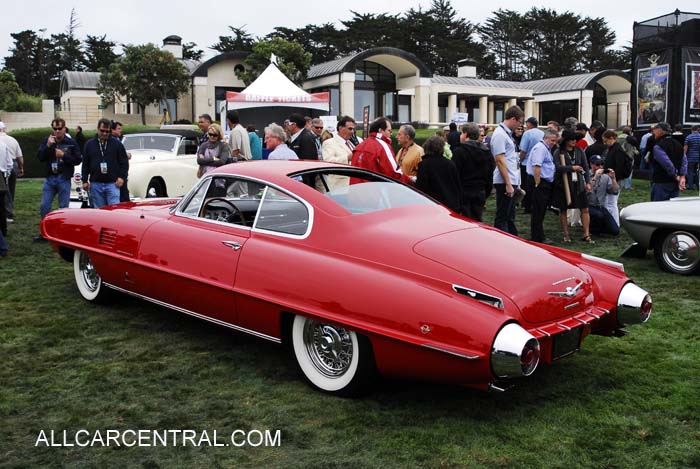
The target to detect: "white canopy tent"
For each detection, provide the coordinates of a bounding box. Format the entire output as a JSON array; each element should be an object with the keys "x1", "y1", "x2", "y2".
[{"x1": 224, "y1": 56, "x2": 329, "y2": 112}]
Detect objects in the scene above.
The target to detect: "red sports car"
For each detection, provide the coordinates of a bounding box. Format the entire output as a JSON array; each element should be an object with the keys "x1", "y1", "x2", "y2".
[{"x1": 41, "y1": 161, "x2": 652, "y2": 395}]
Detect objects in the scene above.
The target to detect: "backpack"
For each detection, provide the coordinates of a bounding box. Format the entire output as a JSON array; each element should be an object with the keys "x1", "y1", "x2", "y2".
[{"x1": 616, "y1": 135, "x2": 637, "y2": 179}]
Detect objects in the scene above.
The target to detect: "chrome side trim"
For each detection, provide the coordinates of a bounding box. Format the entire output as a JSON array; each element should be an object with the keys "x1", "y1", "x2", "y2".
[
  {"x1": 420, "y1": 344, "x2": 480, "y2": 360},
  {"x1": 582, "y1": 253, "x2": 625, "y2": 273},
  {"x1": 103, "y1": 283, "x2": 281, "y2": 344},
  {"x1": 564, "y1": 302, "x2": 580, "y2": 310},
  {"x1": 452, "y1": 285, "x2": 504, "y2": 309},
  {"x1": 551, "y1": 276, "x2": 576, "y2": 286}
]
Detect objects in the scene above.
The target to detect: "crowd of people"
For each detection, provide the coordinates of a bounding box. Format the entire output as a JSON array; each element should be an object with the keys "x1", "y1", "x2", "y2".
[{"x1": 0, "y1": 105, "x2": 698, "y2": 259}]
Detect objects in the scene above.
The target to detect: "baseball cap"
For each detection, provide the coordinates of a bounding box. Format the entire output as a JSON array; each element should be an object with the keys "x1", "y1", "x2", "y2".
[
  {"x1": 590, "y1": 155, "x2": 602, "y2": 165},
  {"x1": 0, "y1": 121, "x2": 6, "y2": 130},
  {"x1": 525, "y1": 117, "x2": 538, "y2": 126},
  {"x1": 575, "y1": 122, "x2": 589, "y2": 131},
  {"x1": 655, "y1": 122, "x2": 672, "y2": 133}
]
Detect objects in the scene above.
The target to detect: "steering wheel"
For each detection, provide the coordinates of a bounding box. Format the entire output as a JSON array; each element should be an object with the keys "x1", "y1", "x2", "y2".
[{"x1": 199, "y1": 197, "x2": 246, "y2": 225}]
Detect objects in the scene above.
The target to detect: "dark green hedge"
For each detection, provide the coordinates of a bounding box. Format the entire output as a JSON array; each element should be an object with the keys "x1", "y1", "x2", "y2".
[{"x1": 11, "y1": 125, "x2": 157, "y2": 178}]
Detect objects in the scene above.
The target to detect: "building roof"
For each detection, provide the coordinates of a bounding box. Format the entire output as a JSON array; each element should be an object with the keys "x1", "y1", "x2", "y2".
[
  {"x1": 192, "y1": 51, "x2": 250, "y2": 77},
  {"x1": 308, "y1": 47, "x2": 432, "y2": 79},
  {"x1": 61, "y1": 71, "x2": 101, "y2": 90},
  {"x1": 431, "y1": 75, "x2": 528, "y2": 89},
  {"x1": 525, "y1": 70, "x2": 630, "y2": 95}
]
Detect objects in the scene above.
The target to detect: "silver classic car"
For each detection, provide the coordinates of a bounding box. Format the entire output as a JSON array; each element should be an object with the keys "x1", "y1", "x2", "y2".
[{"x1": 620, "y1": 196, "x2": 700, "y2": 274}]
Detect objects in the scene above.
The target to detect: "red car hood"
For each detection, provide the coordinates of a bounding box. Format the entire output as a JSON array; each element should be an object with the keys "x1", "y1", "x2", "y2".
[{"x1": 413, "y1": 228, "x2": 594, "y2": 324}]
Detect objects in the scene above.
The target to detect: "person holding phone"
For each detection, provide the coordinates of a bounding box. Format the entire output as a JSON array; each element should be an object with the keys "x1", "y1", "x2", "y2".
[{"x1": 36, "y1": 118, "x2": 82, "y2": 241}]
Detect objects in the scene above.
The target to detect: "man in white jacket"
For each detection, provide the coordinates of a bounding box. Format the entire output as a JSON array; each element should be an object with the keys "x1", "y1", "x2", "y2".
[{"x1": 321, "y1": 116, "x2": 357, "y2": 191}]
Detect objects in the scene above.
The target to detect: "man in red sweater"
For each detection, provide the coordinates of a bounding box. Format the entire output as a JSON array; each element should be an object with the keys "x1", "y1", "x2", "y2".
[{"x1": 351, "y1": 117, "x2": 411, "y2": 184}]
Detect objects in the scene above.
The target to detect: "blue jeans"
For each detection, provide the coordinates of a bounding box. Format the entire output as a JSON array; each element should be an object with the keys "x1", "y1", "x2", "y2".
[
  {"x1": 40, "y1": 175, "x2": 71, "y2": 218},
  {"x1": 652, "y1": 182, "x2": 679, "y2": 201},
  {"x1": 589, "y1": 205, "x2": 619, "y2": 236},
  {"x1": 494, "y1": 183, "x2": 518, "y2": 236},
  {"x1": 687, "y1": 161, "x2": 699, "y2": 190},
  {"x1": 90, "y1": 181, "x2": 121, "y2": 208},
  {"x1": 0, "y1": 229, "x2": 6, "y2": 256}
]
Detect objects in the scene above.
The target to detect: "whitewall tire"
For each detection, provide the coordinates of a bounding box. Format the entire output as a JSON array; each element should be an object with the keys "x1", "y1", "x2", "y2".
[
  {"x1": 291, "y1": 315, "x2": 374, "y2": 395},
  {"x1": 73, "y1": 250, "x2": 108, "y2": 302}
]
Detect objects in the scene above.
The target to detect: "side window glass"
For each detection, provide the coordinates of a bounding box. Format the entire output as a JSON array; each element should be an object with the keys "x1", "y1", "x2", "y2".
[
  {"x1": 182, "y1": 176, "x2": 264, "y2": 227},
  {"x1": 180, "y1": 179, "x2": 210, "y2": 216},
  {"x1": 255, "y1": 188, "x2": 309, "y2": 236}
]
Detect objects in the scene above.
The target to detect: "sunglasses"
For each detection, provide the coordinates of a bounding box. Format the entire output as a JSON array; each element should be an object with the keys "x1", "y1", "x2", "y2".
[
  {"x1": 208, "y1": 133, "x2": 218, "y2": 137},
  {"x1": 346, "y1": 127, "x2": 356, "y2": 131},
  {"x1": 52, "y1": 127, "x2": 64, "y2": 131},
  {"x1": 313, "y1": 126, "x2": 323, "y2": 130},
  {"x1": 98, "y1": 128, "x2": 112, "y2": 134}
]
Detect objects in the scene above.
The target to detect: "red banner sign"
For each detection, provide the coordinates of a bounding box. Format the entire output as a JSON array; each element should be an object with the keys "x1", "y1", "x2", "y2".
[{"x1": 226, "y1": 91, "x2": 329, "y2": 104}]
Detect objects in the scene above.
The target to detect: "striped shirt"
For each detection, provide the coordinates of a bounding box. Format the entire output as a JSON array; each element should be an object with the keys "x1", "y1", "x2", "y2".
[{"x1": 685, "y1": 132, "x2": 700, "y2": 163}]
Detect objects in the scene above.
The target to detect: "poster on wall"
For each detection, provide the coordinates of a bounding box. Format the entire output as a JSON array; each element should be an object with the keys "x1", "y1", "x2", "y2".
[
  {"x1": 682, "y1": 48, "x2": 700, "y2": 124},
  {"x1": 636, "y1": 64, "x2": 669, "y2": 126}
]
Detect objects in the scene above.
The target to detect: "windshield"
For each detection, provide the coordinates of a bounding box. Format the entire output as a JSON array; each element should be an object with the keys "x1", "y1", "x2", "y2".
[{"x1": 122, "y1": 134, "x2": 179, "y2": 152}]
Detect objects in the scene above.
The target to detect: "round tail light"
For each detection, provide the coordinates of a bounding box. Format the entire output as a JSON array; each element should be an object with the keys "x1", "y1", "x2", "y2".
[
  {"x1": 617, "y1": 283, "x2": 652, "y2": 326},
  {"x1": 491, "y1": 323, "x2": 540, "y2": 378}
]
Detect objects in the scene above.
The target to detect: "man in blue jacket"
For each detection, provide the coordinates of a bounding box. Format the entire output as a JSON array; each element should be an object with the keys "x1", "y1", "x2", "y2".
[
  {"x1": 36, "y1": 118, "x2": 82, "y2": 241},
  {"x1": 81, "y1": 118, "x2": 129, "y2": 208}
]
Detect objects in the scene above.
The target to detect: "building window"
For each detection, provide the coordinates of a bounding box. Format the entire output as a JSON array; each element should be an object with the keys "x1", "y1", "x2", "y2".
[
  {"x1": 540, "y1": 100, "x2": 578, "y2": 126},
  {"x1": 398, "y1": 95, "x2": 411, "y2": 123},
  {"x1": 353, "y1": 61, "x2": 397, "y2": 121}
]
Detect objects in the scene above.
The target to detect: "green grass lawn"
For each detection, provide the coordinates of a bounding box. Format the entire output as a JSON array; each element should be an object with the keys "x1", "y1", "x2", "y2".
[{"x1": 1, "y1": 179, "x2": 698, "y2": 468}]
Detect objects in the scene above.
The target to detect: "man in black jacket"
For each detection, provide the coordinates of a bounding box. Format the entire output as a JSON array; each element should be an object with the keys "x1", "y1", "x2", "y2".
[
  {"x1": 36, "y1": 118, "x2": 82, "y2": 241},
  {"x1": 650, "y1": 122, "x2": 687, "y2": 201},
  {"x1": 81, "y1": 118, "x2": 129, "y2": 208},
  {"x1": 287, "y1": 113, "x2": 318, "y2": 160},
  {"x1": 451, "y1": 123, "x2": 495, "y2": 221}
]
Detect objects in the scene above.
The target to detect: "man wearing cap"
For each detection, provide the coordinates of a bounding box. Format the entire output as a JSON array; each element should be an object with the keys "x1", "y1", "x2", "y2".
[
  {"x1": 0, "y1": 122, "x2": 23, "y2": 223},
  {"x1": 518, "y1": 117, "x2": 543, "y2": 214},
  {"x1": 587, "y1": 155, "x2": 620, "y2": 235},
  {"x1": 651, "y1": 122, "x2": 687, "y2": 201}
]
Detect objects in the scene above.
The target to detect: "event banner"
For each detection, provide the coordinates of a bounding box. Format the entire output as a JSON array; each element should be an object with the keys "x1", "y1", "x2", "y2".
[
  {"x1": 682, "y1": 48, "x2": 700, "y2": 124},
  {"x1": 636, "y1": 50, "x2": 670, "y2": 126}
]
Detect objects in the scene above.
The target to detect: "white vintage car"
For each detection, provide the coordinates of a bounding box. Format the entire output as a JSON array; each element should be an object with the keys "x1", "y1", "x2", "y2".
[{"x1": 71, "y1": 130, "x2": 201, "y2": 205}]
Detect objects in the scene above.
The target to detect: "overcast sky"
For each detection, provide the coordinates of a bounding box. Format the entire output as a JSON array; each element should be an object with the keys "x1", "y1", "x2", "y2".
[{"x1": 1, "y1": 0, "x2": 698, "y2": 65}]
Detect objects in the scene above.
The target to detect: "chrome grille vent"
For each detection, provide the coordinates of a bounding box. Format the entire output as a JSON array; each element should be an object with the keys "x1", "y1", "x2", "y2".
[{"x1": 98, "y1": 228, "x2": 117, "y2": 247}]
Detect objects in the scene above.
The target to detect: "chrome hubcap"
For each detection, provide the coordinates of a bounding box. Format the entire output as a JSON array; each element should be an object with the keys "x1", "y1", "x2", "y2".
[
  {"x1": 79, "y1": 252, "x2": 100, "y2": 292},
  {"x1": 662, "y1": 232, "x2": 700, "y2": 273},
  {"x1": 303, "y1": 320, "x2": 353, "y2": 378}
]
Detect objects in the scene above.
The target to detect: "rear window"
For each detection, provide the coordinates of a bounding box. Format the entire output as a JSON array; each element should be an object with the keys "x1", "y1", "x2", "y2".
[
  {"x1": 291, "y1": 169, "x2": 434, "y2": 215},
  {"x1": 122, "y1": 134, "x2": 178, "y2": 152}
]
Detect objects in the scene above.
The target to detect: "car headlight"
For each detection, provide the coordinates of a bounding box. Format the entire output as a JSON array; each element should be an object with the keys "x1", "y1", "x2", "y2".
[
  {"x1": 617, "y1": 283, "x2": 652, "y2": 326},
  {"x1": 491, "y1": 323, "x2": 540, "y2": 378}
]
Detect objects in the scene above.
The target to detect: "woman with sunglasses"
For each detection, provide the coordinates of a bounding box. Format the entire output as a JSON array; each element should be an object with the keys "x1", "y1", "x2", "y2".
[{"x1": 196, "y1": 124, "x2": 232, "y2": 178}]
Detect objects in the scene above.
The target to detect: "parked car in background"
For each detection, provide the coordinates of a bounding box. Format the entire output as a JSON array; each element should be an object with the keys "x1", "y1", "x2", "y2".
[
  {"x1": 44, "y1": 161, "x2": 652, "y2": 396},
  {"x1": 71, "y1": 129, "x2": 201, "y2": 205},
  {"x1": 621, "y1": 196, "x2": 700, "y2": 275}
]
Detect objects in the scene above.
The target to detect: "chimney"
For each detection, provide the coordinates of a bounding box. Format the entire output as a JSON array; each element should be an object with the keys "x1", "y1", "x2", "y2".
[
  {"x1": 162, "y1": 35, "x2": 183, "y2": 59},
  {"x1": 457, "y1": 58, "x2": 477, "y2": 78}
]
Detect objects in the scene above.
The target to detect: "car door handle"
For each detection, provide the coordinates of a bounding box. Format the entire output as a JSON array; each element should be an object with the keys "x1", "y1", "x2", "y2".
[{"x1": 222, "y1": 241, "x2": 242, "y2": 251}]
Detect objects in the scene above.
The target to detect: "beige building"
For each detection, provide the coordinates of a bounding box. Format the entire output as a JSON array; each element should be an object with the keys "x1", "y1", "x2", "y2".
[{"x1": 58, "y1": 38, "x2": 632, "y2": 129}]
